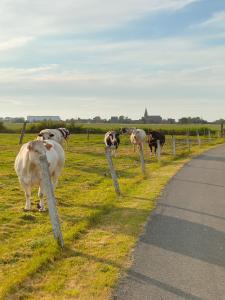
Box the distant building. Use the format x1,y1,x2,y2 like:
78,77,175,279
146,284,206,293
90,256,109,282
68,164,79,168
167,118,176,124
27,116,61,122
110,116,119,123
142,108,162,124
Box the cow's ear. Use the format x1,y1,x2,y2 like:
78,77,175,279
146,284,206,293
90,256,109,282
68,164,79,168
45,143,53,150
27,143,33,151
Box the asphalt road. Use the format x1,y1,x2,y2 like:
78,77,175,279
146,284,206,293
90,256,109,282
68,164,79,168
114,145,225,300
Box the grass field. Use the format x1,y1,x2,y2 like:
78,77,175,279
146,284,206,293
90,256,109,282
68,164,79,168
0,133,224,300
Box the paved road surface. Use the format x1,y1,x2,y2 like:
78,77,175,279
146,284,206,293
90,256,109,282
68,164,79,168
114,145,225,300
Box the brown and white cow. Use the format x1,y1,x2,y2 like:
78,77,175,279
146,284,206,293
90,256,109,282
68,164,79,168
121,128,146,151
15,140,65,211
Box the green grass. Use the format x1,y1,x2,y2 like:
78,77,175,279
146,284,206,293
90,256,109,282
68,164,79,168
0,133,224,300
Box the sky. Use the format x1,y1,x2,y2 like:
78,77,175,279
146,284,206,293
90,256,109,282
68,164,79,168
0,0,225,121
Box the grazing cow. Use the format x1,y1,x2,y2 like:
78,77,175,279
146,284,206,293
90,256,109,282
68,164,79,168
37,128,70,146
147,131,165,154
121,128,146,151
15,140,65,211
104,131,120,154
120,127,135,135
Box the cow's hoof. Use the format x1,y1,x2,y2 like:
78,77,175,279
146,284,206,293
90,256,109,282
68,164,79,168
23,208,31,212
37,203,46,212
38,207,46,212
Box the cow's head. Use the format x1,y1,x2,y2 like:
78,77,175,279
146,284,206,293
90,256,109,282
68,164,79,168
120,128,128,134
114,132,120,148
37,129,55,141
27,140,53,163
37,129,61,143
147,130,153,140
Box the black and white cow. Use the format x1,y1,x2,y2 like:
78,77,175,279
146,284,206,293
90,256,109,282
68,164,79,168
37,128,70,147
104,131,120,154
147,130,165,154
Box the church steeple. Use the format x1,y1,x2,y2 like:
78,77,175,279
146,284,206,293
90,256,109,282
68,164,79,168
144,108,148,118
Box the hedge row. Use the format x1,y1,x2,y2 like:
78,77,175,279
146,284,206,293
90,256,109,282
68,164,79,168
0,121,219,136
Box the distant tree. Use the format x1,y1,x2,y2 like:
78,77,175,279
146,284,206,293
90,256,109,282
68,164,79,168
118,115,125,123
178,117,207,124
12,117,25,123
0,121,6,132
92,116,102,123
213,118,225,124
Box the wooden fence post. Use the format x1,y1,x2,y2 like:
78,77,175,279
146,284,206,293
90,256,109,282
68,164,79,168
157,140,161,161
172,136,176,156
197,131,201,147
39,154,64,248
87,129,90,141
139,147,146,175
208,130,211,142
105,147,121,196
186,136,191,152
221,123,224,138
19,121,27,145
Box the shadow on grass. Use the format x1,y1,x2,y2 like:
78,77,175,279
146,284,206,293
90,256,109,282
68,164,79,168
70,165,137,179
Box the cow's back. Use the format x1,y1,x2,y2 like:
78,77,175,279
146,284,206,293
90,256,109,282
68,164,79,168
46,140,65,172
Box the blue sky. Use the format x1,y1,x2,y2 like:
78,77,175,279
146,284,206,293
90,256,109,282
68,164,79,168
0,0,225,121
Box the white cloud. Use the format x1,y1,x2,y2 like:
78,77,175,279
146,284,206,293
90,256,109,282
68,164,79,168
0,98,22,105
194,11,225,28
0,36,225,89
0,36,33,52
0,0,198,39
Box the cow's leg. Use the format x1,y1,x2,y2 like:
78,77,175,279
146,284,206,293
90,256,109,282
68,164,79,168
149,144,152,155
51,176,58,191
24,185,31,211
111,148,115,157
161,142,165,153
38,183,46,211
51,174,61,204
